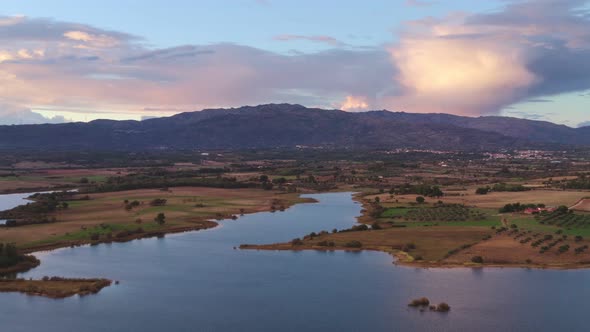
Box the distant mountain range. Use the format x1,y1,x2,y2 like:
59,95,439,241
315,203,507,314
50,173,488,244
1,104,588,151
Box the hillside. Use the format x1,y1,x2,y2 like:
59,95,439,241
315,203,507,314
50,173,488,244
0,104,585,151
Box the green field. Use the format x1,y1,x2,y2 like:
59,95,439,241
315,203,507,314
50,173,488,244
25,222,168,247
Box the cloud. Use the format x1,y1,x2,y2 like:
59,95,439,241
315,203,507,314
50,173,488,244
0,15,394,122
273,34,344,46
0,104,67,125
385,0,590,115
1,1,590,123
64,30,120,48
339,96,369,111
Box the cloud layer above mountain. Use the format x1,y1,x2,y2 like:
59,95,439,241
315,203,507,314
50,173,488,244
0,0,589,124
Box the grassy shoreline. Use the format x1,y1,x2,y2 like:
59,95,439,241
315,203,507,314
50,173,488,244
0,278,112,298
240,243,590,270
0,187,316,298
241,191,590,270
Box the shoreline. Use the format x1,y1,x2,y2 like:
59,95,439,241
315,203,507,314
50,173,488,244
0,278,112,298
239,243,590,271
13,193,318,263
19,221,218,255
0,192,317,298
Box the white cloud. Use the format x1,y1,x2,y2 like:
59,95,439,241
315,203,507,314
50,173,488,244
0,104,67,125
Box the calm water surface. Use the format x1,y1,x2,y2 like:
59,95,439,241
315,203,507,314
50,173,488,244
1,192,589,331
0,192,39,225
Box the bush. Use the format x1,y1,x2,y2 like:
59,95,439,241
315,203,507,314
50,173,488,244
408,297,430,307
154,213,166,225
471,256,484,264
402,243,416,252
317,240,335,247
475,187,490,195
436,303,451,312
344,241,362,248
149,198,167,206
291,238,303,246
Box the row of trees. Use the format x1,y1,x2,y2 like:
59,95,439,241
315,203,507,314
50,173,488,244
476,183,530,195
391,184,444,198
499,203,546,213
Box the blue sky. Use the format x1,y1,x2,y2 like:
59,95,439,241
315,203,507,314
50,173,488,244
1,0,502,52
0,0,588,126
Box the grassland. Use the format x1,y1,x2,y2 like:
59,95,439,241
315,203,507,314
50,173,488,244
0,187,312,252
0,277,112,298
244,187,590,269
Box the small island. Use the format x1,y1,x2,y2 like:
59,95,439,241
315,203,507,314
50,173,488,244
0,277,112,298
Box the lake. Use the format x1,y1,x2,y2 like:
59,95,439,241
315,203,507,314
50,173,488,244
1,192,589,331
0,192,43,225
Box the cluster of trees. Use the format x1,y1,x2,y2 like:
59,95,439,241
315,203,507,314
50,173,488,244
91,175,255,193
499,203,546,213
124,200,141,210
564,175,590,189
392,184,444,198
149,199,167,207
476,183,530,195
0,243,19,268
490,183,530,192
258,175,274,190
3,192,71,216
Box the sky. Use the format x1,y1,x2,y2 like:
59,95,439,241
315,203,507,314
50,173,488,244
0,0,589,127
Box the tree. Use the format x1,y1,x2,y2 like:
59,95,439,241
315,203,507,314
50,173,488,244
416,196,425,204
471,256,484,263
149,198,167,206
430,186,444,198
154,213,166,225
475,187,490,195
259,175,269,183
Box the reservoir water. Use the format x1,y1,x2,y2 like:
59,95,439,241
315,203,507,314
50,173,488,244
1,192,589,331
0,192,39,225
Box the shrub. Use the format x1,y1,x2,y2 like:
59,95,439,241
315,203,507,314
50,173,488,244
291,238,303,246
154,213,166,225
402,243,416,252
408,297,430,307
558,244,570,253
344,241,362,248
475,187,490,195
436,303,451,312
149,198,167,206
317,240,335,247
471,256,484,264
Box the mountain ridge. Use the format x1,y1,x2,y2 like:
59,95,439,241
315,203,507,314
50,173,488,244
0,104,586,151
